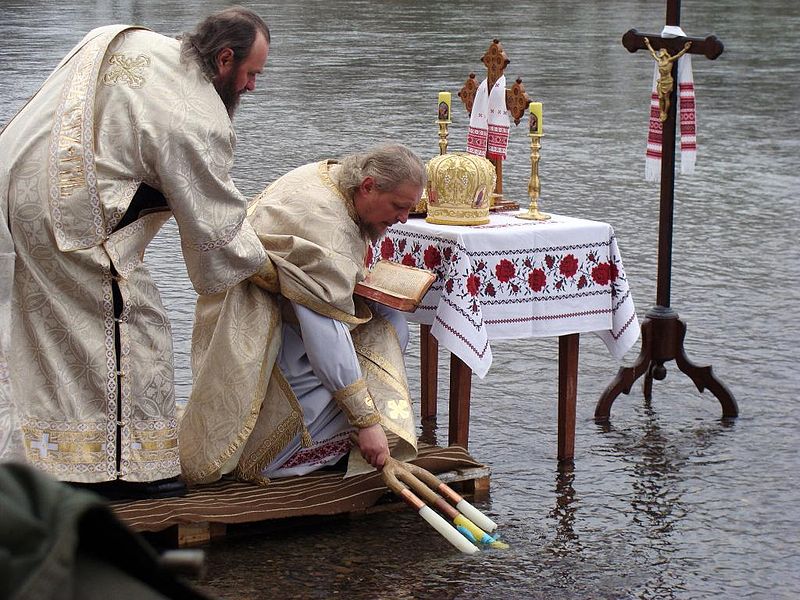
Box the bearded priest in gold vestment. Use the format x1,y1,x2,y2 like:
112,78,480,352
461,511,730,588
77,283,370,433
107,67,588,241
179,144,425,486
0,8,274,487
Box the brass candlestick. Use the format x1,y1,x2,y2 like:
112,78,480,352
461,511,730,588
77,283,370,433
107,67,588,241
414,119,450,215
517,132,550,221
437,120,450,155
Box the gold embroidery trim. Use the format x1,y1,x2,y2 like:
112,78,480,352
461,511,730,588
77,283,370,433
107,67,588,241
181,304,281,484
249,259,280,293
103,53,151,88
49,29,113,251
22,426,107,465
235,365,305,480
333,379,381,428
133,438,179,451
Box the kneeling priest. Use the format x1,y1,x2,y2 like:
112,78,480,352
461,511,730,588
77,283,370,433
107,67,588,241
179,143,425,485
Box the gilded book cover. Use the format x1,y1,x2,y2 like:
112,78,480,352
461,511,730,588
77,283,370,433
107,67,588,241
354,260,436,312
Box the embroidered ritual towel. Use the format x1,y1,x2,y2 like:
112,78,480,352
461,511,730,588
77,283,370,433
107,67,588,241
646,26,697,182
467,78,489,156
487,75,510,160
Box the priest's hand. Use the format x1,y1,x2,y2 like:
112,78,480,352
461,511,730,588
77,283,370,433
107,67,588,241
357,423,389,470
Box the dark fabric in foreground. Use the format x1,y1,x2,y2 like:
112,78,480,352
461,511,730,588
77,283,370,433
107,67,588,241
0,462,213,600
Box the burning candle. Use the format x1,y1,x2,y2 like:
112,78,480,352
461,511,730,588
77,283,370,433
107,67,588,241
528,101,543,135
438,91,452,123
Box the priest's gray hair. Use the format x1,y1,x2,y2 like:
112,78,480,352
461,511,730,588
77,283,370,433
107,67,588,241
337,143,427,198
181,6,271,79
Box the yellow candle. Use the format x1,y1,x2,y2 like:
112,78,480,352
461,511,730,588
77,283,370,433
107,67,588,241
438,91,452,123
529,101,543,135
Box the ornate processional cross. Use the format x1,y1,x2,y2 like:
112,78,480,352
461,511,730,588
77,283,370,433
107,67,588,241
595,0,738,422
458,39,531,208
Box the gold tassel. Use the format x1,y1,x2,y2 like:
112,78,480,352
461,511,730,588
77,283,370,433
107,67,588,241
301,427,313,448
251,474,271,488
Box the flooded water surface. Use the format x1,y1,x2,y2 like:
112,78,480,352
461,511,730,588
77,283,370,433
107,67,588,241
2,0,799,598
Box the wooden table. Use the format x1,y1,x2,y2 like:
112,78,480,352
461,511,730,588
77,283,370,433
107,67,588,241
370,212,640,463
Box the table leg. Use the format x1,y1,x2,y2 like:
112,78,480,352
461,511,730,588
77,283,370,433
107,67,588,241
448,354,473,449
557,333,580,465
419,324,438,420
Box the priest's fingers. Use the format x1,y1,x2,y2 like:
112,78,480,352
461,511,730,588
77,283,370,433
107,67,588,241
357,424,389,469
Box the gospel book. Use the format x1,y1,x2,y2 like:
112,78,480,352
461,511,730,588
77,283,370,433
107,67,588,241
354,260,436,312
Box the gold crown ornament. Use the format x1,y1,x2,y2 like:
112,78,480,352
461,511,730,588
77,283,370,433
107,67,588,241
425,152,496,226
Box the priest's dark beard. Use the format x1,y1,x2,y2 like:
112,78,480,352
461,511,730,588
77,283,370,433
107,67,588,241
214,72,241,119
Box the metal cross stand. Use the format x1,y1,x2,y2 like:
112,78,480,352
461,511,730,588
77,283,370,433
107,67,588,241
595,0,738,421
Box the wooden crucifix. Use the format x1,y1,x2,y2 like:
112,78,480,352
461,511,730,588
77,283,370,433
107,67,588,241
458,39,531,210
595,0,738,422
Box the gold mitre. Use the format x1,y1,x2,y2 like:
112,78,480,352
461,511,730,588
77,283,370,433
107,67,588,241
425,152,496,226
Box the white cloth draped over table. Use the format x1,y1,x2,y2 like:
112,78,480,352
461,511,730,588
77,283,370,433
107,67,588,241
370,213,641,378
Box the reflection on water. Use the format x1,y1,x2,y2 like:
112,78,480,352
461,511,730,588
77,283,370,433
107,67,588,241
2,0,799,598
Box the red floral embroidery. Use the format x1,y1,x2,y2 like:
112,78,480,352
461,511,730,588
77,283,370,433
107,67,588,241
424,245,441,270
591,262,611,285
528,268,546,292
369,231,626,305
466,274,481,296
495,259,515,282
365,245,374,266
559,254,578,278
380,238,395,260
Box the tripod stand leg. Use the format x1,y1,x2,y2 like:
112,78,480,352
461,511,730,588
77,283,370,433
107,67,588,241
673,319,739,418
595,318,654,421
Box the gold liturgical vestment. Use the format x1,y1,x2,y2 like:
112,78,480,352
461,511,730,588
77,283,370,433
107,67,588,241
179,161,418,485
0,26,266,482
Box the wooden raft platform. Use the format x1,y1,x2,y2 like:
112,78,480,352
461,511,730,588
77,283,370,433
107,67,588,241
110,444,490,547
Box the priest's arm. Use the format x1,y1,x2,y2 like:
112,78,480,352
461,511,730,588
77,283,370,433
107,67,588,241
292,302,389,469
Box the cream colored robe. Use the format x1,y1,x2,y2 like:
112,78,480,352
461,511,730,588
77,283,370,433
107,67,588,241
179,161,418,485
0,26,266,482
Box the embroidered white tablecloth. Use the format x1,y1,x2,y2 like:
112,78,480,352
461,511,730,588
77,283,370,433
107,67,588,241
369,212,640,378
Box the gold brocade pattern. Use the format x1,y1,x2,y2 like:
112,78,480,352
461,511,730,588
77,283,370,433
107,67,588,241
180,163,417,485
332,379,381,428
48,30,112,251
350,316,417,453
318,160,360,226
22,423,108,469
333,379,381,429
102,53,151,88
425,152,496,226
3,25,261,482
234,365,305,481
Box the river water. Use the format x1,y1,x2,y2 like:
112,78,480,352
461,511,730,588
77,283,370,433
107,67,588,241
2,1,798,598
